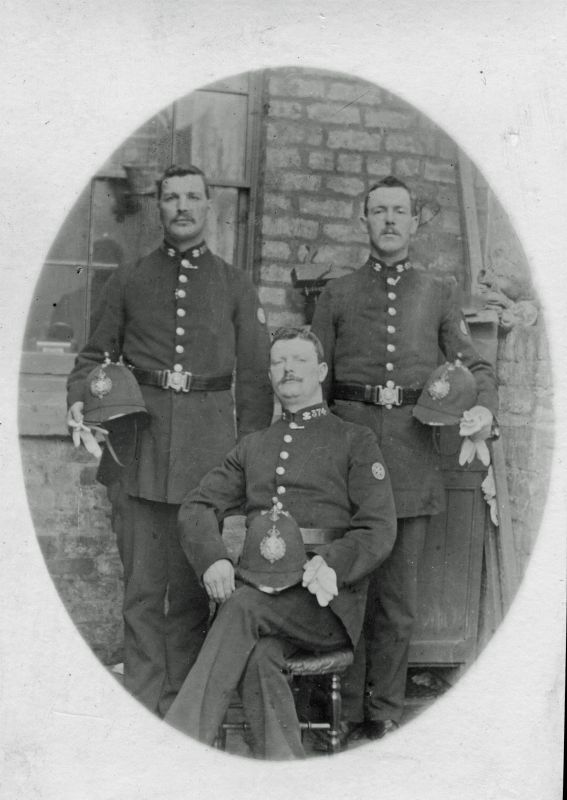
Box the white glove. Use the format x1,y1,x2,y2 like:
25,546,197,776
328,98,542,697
68,419,105,458
67,401,106,458
302,555,338,607
458,405,493,467
459,436,491,467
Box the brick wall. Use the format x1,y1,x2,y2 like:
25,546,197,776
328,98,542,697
257,68,466,327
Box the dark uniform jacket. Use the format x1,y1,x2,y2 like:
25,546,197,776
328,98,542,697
311,260,499,518
178,404,397,646
67,244,274,504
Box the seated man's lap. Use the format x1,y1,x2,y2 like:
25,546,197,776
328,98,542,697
219,583,349,654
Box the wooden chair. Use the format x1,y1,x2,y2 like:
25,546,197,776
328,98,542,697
215,647,354,754
215,525,354,755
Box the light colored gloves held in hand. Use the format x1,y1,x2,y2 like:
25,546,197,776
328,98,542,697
302,554,338,607
66,400,105,458
458,405,493,466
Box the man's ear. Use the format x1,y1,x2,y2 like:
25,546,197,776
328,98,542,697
318,361,329,382
410,214,419,235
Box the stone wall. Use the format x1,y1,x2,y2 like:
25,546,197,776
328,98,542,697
20,438,123,665
495,318,553,573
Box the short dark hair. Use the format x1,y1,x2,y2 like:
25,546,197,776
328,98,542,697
363,175,418,216
270,327,325,363
156,164,210,199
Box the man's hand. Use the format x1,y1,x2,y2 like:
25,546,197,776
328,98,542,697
302,555,338,607
66,400,104,458
202,559,235,604
67,401,85,428
459,405,493,440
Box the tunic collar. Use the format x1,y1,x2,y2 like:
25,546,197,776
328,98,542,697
161,240,209,264
281,402,329,426
367,255,411,273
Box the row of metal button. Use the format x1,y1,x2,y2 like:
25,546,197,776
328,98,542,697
273,424,302,497
172,257,198,373
385,275,399,373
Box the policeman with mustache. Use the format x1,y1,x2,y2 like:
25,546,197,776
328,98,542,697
311,175,498,741
66,165,273,716
165,327,397,759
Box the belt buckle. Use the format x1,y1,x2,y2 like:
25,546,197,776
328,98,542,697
378,385,402,407
163,370,192,392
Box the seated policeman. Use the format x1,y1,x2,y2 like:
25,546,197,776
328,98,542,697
165,327,397,759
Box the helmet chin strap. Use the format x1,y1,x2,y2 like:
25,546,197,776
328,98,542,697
102,417,141,468
80,418,140,468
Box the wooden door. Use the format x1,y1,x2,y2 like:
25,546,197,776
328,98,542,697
409,435,487,666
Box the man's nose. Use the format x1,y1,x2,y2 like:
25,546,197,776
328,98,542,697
177,195,190,211
384,208,395,224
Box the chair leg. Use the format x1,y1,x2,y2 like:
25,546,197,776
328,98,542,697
328,672,343,754
214,723,228,750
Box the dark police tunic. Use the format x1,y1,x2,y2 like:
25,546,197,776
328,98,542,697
165,403,397,757
178,403,397,646
311,258,499,725
67,243,274,501
311,259,499,517
66,242,273,715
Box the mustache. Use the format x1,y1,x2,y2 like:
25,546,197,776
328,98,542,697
279,374,300,383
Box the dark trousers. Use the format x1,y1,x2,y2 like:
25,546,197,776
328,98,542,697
164,585,350,760
110,487,210,716
342,515,428,723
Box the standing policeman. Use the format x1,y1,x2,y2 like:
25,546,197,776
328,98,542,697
311,175,498,739
66,164,273,716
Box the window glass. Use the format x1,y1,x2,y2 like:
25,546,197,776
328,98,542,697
23,262,88,353
174,92,248,183
207,186,238,263
46,184,91,263
88,267,116,336
91,178,163,266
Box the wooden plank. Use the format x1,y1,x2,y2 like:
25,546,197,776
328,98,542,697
477,524,504,655
18,374,68,436
457,150,485,295
489,437,520,610
409,469,486,666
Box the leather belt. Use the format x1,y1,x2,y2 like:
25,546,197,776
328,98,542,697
333,382,421,407
300,528,347,545
130,366,232,393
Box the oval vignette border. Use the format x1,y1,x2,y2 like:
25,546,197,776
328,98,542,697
0,3,565,800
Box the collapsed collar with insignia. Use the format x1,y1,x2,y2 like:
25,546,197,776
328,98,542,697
161,240,209,263
281,402,329,425
367,255,412,273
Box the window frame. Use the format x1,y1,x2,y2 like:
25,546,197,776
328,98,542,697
19,73,265,434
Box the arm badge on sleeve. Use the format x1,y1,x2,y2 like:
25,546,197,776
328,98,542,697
372,462,386,480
